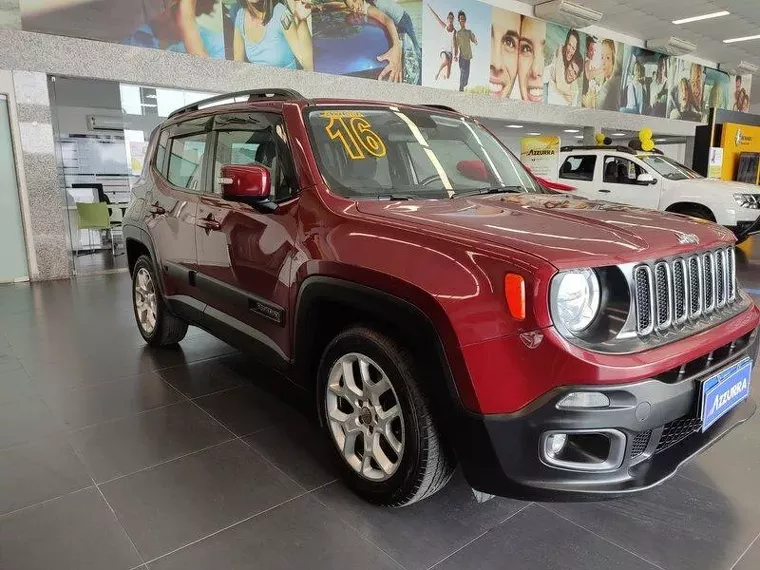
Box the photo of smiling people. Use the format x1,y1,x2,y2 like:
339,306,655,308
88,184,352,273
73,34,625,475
619,46,666,116
543,23,583,106
489,7,519,99
515,15,546,103
312,0,422,83
422,0,490,92
730,74,753,113
22,0,226,58
223,0,314,70
665,59,704,121
582,36,622,110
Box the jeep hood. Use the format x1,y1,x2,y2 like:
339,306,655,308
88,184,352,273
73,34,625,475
354,194,734,269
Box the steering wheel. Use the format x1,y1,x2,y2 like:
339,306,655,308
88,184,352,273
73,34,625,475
419,174,444,187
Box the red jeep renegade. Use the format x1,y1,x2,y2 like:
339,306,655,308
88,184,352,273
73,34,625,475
124,89,760,506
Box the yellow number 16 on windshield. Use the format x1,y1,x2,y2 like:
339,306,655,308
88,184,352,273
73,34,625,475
325,117,387,160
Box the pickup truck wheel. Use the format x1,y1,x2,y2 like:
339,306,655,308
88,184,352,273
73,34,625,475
132,255,188,347
318,327,454,506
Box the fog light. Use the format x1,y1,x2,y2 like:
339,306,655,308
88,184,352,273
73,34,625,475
557,391,610,410
545,433,567,457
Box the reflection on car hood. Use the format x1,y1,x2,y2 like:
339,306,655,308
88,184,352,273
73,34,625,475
355,194,734,269
675,178,760,194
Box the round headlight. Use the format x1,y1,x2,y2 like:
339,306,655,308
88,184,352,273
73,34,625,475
554,269,601,333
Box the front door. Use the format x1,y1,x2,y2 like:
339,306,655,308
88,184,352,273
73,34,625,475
599,155,660,210
195,112,299,361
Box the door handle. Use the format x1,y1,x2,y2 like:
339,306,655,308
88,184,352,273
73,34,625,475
198,214,222,232
598,189,611,193
149,202,166,215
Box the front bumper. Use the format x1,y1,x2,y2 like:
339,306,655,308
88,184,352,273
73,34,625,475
454,327,759,500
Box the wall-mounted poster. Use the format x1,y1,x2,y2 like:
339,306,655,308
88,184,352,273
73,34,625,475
619,46,668,117
222,0,314,70
543,23,583,106
313,0,422,84
512,16,545,103
729,74,753,112
520,135,560,179
582,35,623,111
489,7,519,99
422,0,490,92
21,0,226,58
703,68,731,118
666,59,705,121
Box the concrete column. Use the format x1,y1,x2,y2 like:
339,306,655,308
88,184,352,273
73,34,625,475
583,126,596,145
684,136,696,168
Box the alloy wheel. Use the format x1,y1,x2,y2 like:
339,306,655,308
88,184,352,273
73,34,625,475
134,267,158,335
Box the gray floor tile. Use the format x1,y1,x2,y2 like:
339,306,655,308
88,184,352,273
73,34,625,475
42,372,185,430
0,437,92,516
315,475,526,570
0,487,141,570
194,384,301,437
0,367,37,405
67,401,232,482
0,395,66,449
734,536,760,570
244,417,337,490
101,439,302,560
435,504,656,570
547,476,760,570
144,336,237,371
149,495,401,570
156,356,245,398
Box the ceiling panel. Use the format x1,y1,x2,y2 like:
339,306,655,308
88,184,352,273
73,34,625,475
522,0,760,68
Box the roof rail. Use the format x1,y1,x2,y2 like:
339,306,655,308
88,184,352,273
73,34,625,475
421,104,459,114
560,145,637,154
168,88,304,119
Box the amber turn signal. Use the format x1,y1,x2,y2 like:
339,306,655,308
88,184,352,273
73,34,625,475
504,273,526,321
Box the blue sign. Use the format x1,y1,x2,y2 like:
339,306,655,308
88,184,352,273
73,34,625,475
701,357,753,432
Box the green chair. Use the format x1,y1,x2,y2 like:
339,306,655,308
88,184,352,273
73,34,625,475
75,202,112,255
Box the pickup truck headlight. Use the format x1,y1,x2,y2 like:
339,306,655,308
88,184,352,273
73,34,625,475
733,194,760,209
553,269,601,333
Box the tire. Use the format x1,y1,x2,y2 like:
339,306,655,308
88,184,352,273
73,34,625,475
317,326,455,507
132,255,188,347
670,205,715,222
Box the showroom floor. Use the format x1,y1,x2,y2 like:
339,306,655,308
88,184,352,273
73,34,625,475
0,243,759,570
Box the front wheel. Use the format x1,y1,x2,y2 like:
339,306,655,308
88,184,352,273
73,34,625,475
318,327,455,506
132,255,188,347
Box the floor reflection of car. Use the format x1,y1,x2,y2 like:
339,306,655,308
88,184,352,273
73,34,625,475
559,145,760,242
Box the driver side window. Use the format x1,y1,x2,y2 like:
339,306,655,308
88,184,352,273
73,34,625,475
603,156,645,185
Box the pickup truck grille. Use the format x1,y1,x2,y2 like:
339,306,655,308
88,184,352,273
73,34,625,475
633,247,736,336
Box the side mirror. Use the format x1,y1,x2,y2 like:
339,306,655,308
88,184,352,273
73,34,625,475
636,173,657,185
457,159,489,182
219,164,274,210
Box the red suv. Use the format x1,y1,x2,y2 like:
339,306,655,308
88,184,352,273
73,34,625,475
124,89,759,506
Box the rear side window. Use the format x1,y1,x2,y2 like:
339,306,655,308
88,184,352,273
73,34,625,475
560,155,597,181
154,130,169,175
167,133,208,191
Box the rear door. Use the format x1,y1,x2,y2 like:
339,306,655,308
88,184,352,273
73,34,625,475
143,117,211,297
195,111,300,361
558,154,597,198
598,155,660,209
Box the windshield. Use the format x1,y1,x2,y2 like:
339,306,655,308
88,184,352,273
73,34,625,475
307,108,543,198
638,155,702,181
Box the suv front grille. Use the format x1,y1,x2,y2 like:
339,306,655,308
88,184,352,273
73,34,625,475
634,247,736,337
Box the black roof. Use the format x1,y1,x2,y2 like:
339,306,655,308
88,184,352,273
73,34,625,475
560,145,637,154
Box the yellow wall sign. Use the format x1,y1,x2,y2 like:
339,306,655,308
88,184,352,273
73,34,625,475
720,123,760,181
520,136,561,179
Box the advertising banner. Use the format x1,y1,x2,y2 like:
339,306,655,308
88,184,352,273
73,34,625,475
17,0,754,121
520,135,560,180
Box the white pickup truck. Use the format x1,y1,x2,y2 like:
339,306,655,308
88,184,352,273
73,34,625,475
558,146,760,242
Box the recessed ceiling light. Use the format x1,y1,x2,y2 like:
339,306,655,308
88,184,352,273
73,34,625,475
526,132,542,136
564,129,580,133
506,124,523,129
611,133,627,136
574,135,584,139
724,34,760,44
673,11,729,25
655,138,667,142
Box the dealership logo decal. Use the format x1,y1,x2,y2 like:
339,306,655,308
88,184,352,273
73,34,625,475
525,149,555,156
709,378,749,416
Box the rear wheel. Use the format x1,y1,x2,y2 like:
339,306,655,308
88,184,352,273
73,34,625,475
132,255,188,347
318,327,455,506
668,204,715,222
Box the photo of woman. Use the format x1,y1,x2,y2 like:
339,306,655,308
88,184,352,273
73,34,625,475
516,16,546,103
544,24,583,106
228,0,313,70
582,37,621,110
421,0,489,91
730,74,753,113
666,59,702,121
650,54,668,117
313,0,422,84
489,8,519,99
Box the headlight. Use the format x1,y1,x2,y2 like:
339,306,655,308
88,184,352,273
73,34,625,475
553,269,601,333
734,194,760,209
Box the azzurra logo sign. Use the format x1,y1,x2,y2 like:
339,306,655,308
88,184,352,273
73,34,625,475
701,358,753,432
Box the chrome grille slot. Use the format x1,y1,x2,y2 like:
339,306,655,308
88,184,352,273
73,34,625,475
654,262,672,330
672,259,687,324
633,247,737,337
703,252,715,313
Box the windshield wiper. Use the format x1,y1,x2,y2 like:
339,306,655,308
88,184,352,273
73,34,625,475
452,186,525,199
376,194,418,201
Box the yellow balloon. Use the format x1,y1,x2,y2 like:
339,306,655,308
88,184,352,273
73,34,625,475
595,133,605,144
641,140,655,152
639,128,653,143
